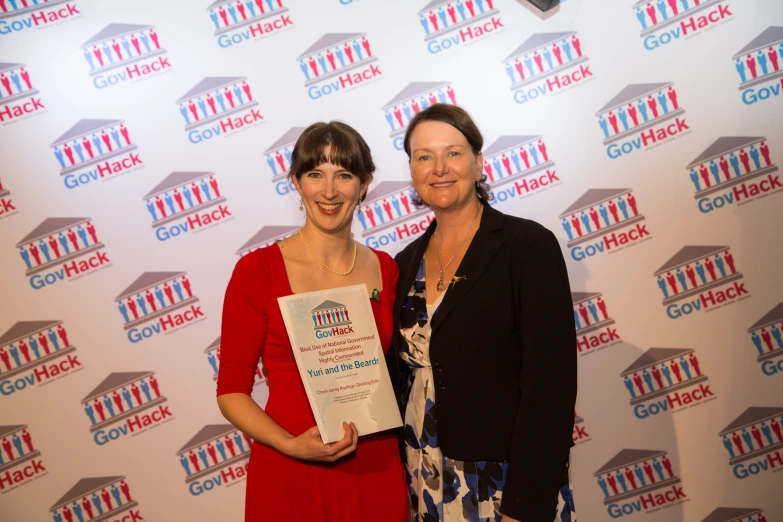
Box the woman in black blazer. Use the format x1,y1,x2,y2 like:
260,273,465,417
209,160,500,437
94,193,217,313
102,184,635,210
388,104,577,522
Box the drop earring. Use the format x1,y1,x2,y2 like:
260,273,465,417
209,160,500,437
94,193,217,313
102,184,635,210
299,197,304,211
357,198,363,215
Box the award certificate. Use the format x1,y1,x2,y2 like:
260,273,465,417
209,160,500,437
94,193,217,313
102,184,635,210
278,284,402,443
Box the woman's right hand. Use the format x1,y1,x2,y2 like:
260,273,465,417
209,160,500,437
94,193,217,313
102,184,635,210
282,422,358,462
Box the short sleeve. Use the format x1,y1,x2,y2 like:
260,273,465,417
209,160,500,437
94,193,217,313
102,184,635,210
216,251,270,396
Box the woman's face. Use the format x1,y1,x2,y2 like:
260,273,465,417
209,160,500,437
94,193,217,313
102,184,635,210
408,121,481,212
293,146,370,234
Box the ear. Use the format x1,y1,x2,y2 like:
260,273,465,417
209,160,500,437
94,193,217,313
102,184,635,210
475,151,484,178
290,175,302,195
361,175,374,199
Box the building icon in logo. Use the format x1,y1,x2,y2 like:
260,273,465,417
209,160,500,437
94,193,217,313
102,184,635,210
116,272,203,343
573,411,590,445
206,336,266,384
483,135,559,204
0,321,82,397
81,24,172,90
0,424,46,491
748,303,783,376
635,0,733,51
622,348,714,420
655,245,749,319
17,218,110,290
298,33,381,100
210,0,293,48
734,26,783,106
418,0,503,54
382,81,455,149
82,371,172,447
572,291,621,355
50,476,139,522
0,62,45,124
701,507,769,522
265,127,304,194
178,76,263,145
560,188,650,262
719,407,783,480
237,225,297,257
178,424,252,496
311,301,352,331
0,176,17,219
145,172,230,242
595,449,686,515
51,119,142,189
356,181,433,249
504,31,592,105
689,136,779,214
0,0,80,33
598,82,688,159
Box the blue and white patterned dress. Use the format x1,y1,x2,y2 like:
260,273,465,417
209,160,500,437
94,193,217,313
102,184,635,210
399,258,576,522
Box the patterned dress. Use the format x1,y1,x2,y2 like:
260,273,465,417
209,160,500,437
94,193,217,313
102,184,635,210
399,258,576,522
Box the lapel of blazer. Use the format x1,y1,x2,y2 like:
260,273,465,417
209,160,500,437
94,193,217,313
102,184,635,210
393,220,436,324
430,200,504,336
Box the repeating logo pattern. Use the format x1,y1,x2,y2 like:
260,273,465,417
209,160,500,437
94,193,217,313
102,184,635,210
0,176,16,219
178,424,252,496
50,476,140,522
81,23,172,90
483,134,560,205
689,136,779,214
0,61,45,124
17,218,111,289
748,303,783,376
145,172,231,242
654,245,749,319
560,188,651,262
418,0,503,54
622,347,714,420
178,76,263,144
0,424,46,493
598,82,689,159
236,225,296,257
720,406,783,480
700,507,769,522
572,291,622,356
0,321,83,397
356,181,433,249
735,26,783,105
636,0,734,51
299,32,381,100
504,31,592,105
51,119,143,190
210,0,293,49
383,81,456,150
82,371,173,447
0,0,81,36
205,336,266,385
595,448,687,517
116,271,204,343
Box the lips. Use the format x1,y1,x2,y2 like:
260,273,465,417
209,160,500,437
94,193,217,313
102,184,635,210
317,202,342,210
431,181,455,188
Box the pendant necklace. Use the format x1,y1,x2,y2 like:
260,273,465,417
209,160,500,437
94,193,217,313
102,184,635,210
434,203,481,292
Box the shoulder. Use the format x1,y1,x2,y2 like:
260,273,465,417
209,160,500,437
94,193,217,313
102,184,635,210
393,233,428,264
367,246,399,280
231,244,279,280
501,213,557,244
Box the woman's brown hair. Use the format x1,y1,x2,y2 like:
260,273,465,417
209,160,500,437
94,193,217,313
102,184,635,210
403,104,492,205
288,121,375,190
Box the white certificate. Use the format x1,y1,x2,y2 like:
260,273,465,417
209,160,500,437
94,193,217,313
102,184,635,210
278,284,402,443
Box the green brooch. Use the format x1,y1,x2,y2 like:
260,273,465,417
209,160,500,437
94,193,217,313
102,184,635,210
371,288,381,302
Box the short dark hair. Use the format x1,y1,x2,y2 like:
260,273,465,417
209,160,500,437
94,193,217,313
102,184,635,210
403,104,492,205
289,121,375,187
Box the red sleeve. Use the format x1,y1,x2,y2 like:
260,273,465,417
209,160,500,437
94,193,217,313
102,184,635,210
375,248,399,294
216,251,270,396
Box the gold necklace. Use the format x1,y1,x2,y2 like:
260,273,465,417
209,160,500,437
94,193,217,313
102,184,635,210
434,203,481,292
298,229,357,276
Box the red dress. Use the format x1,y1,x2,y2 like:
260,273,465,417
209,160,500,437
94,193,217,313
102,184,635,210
217,244,408,522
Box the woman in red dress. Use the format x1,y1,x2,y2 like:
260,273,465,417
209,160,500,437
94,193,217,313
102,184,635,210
217,121,408,521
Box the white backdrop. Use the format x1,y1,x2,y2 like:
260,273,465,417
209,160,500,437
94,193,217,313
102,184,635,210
1,0,782,521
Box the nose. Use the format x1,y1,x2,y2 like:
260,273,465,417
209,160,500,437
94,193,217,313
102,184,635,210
322,176,337,199
432,154,447,176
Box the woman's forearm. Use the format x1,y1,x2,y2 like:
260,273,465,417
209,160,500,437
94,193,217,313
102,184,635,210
217,393,294,455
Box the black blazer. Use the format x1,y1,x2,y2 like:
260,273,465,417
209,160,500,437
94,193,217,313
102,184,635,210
387,200,577,521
